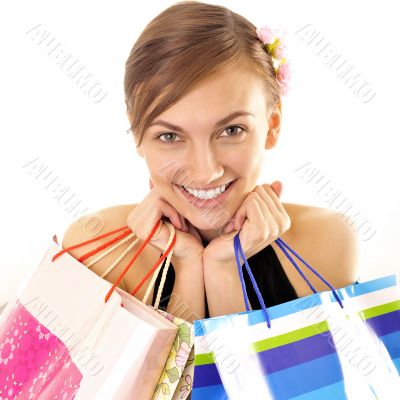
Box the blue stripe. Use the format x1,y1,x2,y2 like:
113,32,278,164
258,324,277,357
194,274,397,336
191,383,229,399
380,331,400,360
343,274,397,297
193,353,344,399
265,352,344,399
256,330,337,374
366,309,400,336
192,363,222,388
193,331,337,388
290,380,347,400
193,329,400,391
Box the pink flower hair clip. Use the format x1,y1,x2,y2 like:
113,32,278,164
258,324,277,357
256,25,291,96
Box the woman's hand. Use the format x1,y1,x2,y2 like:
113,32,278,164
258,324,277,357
202,181,291,266
126,179,204,272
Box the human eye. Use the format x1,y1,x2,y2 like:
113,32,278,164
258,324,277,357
155,132,182,143
219,125,246,138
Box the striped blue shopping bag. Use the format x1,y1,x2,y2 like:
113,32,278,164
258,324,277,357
192,233,400,399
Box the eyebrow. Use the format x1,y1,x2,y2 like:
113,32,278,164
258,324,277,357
149,111,255,133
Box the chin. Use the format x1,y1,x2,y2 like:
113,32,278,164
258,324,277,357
184,211,231,233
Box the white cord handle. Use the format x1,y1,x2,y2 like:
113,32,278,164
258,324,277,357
142,221,175,307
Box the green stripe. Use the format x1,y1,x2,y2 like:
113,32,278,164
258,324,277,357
195,352,216,366
251,320,330,353
195,300,400,367
195,321,330,366
357,300,400,320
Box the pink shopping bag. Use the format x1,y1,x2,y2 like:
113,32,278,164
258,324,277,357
0,220,178,399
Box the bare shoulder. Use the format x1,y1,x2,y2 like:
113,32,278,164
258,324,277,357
61,203,150,295
274,202,361,294
61,203,137,250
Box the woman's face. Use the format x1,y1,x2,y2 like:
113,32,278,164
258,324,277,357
134,67,281,235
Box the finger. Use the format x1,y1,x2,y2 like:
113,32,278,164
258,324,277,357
270,181,282,198
254,185,280,215
255,185,291,231
260,183,288,215
254,193,283,235
233,193,256,230
223,219,236,234
244,197,264,227
158,201,184,230
179,215,188,231
232,201,247,230
147,190,184,231
240,192,274,232
246,196,277,235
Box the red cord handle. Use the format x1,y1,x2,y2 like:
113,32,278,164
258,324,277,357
53,220,176,303
53,225,132,262
105,223,176,302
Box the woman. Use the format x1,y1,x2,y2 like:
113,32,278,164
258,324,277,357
62,1,360,324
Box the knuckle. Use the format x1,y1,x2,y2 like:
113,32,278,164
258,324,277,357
248,192,258,200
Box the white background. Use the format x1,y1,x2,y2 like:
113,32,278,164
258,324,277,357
1,0,399,306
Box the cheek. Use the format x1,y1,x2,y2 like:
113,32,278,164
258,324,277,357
234,146,262,174
148,160,184,188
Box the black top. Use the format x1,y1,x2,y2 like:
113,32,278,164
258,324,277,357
152,243,298,318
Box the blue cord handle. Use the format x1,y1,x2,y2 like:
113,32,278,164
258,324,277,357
234,232,344,329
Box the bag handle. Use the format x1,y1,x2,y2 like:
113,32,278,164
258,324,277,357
234,233,344,328
53,220,176,304
54,226,133,263
78,222,176,307
84,232,138,278
142,222,175,308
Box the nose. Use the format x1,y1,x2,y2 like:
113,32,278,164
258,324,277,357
185,144,224,186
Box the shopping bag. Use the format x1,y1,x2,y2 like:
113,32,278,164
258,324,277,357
172,350,194,400
73,220,195,400
81,219,195,399
78,219,182,399
0,220,178,399
137,223,195,400
148,308,194,400
192,233,400,400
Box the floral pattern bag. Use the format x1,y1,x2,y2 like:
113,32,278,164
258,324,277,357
148,308,194,400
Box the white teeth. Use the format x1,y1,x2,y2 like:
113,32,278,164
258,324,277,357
182,182,231,200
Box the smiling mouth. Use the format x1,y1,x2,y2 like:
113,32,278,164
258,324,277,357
173,179,238,208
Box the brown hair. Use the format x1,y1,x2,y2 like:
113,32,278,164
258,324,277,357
124,0,281,147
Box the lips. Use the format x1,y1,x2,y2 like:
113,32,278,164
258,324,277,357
181,181,233,195
174,179,237,209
